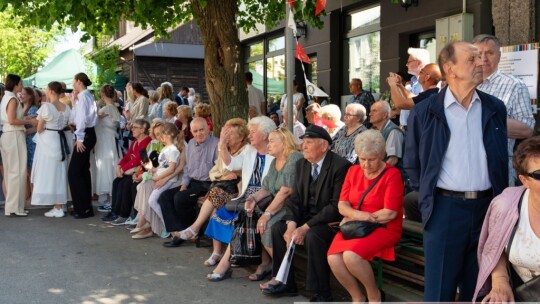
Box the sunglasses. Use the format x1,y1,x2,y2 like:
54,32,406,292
526,170,540,181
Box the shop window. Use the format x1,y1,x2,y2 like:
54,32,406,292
343,5,381,96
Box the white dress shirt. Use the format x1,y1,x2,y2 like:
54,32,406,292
437,89,491,191
70,89,97,142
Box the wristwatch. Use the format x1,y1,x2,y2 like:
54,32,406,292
263,211,273,218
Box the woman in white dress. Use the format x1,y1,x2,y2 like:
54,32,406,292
31,81,71,217
94,84,121,205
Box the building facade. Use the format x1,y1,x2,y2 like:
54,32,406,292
241,0,538,127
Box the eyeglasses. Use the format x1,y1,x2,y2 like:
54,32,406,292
131,125,142,130
526,170,540,181
406,60,419,65
344,113,359,117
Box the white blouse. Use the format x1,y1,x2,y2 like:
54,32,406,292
509,189,540,283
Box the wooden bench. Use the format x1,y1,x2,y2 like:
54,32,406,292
382,219,424,290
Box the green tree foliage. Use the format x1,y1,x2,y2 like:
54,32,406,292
0,0,325,129
0,7,61,80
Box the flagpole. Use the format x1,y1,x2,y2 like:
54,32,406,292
285,4,294,131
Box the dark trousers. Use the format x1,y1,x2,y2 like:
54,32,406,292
271,221,335,293
158,181,210,232
111,175,138,218
403,191,422,222
423,194,492,302
68,127,96,214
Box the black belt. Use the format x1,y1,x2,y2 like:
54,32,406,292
45,127,71,161
436,187,492,200
191,179,212,185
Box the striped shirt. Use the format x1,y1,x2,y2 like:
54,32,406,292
477,70,535,155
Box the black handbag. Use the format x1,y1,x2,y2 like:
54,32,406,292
229,211,262,266
338,168,388,240
506,190,540,301
224,192,274,212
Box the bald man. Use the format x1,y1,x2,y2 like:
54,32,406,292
159,118,219,247
387,63,441,110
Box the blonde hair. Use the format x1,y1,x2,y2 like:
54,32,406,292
149,119,164,139
194,103,211,118
271,127,300,158
160,83,174,101
177,105,193,120
225,118,249,143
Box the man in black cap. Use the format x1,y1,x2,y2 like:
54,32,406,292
262,125,351,302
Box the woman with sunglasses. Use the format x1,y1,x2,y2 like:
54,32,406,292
474,136,540,302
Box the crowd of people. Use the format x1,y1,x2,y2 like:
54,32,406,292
0,33,539,303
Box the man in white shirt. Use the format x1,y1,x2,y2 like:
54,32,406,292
399,48,430,131
405,41,508,301
246,72,266,117
472,34,536,186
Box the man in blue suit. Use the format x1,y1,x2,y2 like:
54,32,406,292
404,41,508,302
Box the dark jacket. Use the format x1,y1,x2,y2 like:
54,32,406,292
283,151,351,227
404,87,508,227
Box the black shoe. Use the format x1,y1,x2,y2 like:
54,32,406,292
73,210,95,219
309,293,333,302
262,282,298,297
101,212,118,222
163,236,185,248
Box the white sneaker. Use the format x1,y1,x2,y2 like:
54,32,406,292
44,208,65,218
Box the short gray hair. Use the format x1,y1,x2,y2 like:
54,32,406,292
374,100,391,117
408,47,430,65
471,34,501,48
346,103,366,123
248,116,276,136
354,129,386,157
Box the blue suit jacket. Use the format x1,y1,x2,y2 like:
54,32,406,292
404,86,509,227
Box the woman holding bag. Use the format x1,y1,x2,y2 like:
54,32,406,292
202,116,276,281
243,127,302,282
327,130,404,303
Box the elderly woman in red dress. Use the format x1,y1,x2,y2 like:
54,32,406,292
327,129,404,303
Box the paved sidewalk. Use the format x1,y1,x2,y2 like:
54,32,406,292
0,208,307,304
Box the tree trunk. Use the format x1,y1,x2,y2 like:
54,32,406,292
191,0,247,135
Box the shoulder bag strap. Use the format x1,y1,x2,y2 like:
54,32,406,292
357,167,389,210
506,189,527,256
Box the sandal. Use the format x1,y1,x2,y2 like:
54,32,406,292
179,227,198,240
207,268,232,282
204,252,223,267
248,269,272,281
259,278,278,290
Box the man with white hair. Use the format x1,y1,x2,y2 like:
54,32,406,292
369,100,404,167
399,48,430,131
472,34,535,186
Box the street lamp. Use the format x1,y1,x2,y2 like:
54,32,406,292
400,0,418,10
295,21,307,38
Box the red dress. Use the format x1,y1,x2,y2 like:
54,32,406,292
327,163,404,261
